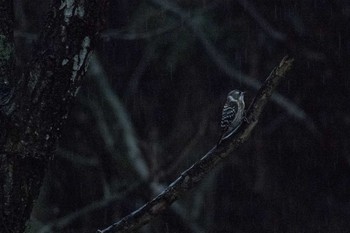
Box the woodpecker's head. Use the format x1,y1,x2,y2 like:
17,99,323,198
227,90,245,102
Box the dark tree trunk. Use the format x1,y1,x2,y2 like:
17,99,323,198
0,1,108,232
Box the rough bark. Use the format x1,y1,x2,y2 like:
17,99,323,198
0,0,14,86
0,0,108,232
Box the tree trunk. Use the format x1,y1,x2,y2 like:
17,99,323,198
0,1,108,232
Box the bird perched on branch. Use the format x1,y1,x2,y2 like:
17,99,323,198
217,90,245,145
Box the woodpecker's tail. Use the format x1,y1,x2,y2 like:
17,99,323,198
216,123,242,147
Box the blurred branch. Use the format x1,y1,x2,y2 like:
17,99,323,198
37,182,141,233
82,97,119,158
235,0,286,41
56,147,100,167
96,56,294,233
125,41,158,99
15,25,176,42
101,24,179,40
89,54,150,179
149,0,319,136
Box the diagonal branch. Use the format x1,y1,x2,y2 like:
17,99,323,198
97,56,294,233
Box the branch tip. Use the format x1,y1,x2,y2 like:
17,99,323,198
277,56,294,76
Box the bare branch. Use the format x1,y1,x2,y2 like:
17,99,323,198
96,56,294,233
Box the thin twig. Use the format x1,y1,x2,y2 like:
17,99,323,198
96,56,294,233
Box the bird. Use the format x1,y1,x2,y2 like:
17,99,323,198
217,90,245,145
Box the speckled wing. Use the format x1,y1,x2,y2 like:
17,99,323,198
220,99,244,140
220,101,238,130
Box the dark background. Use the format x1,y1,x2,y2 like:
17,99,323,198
15,0,350,232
